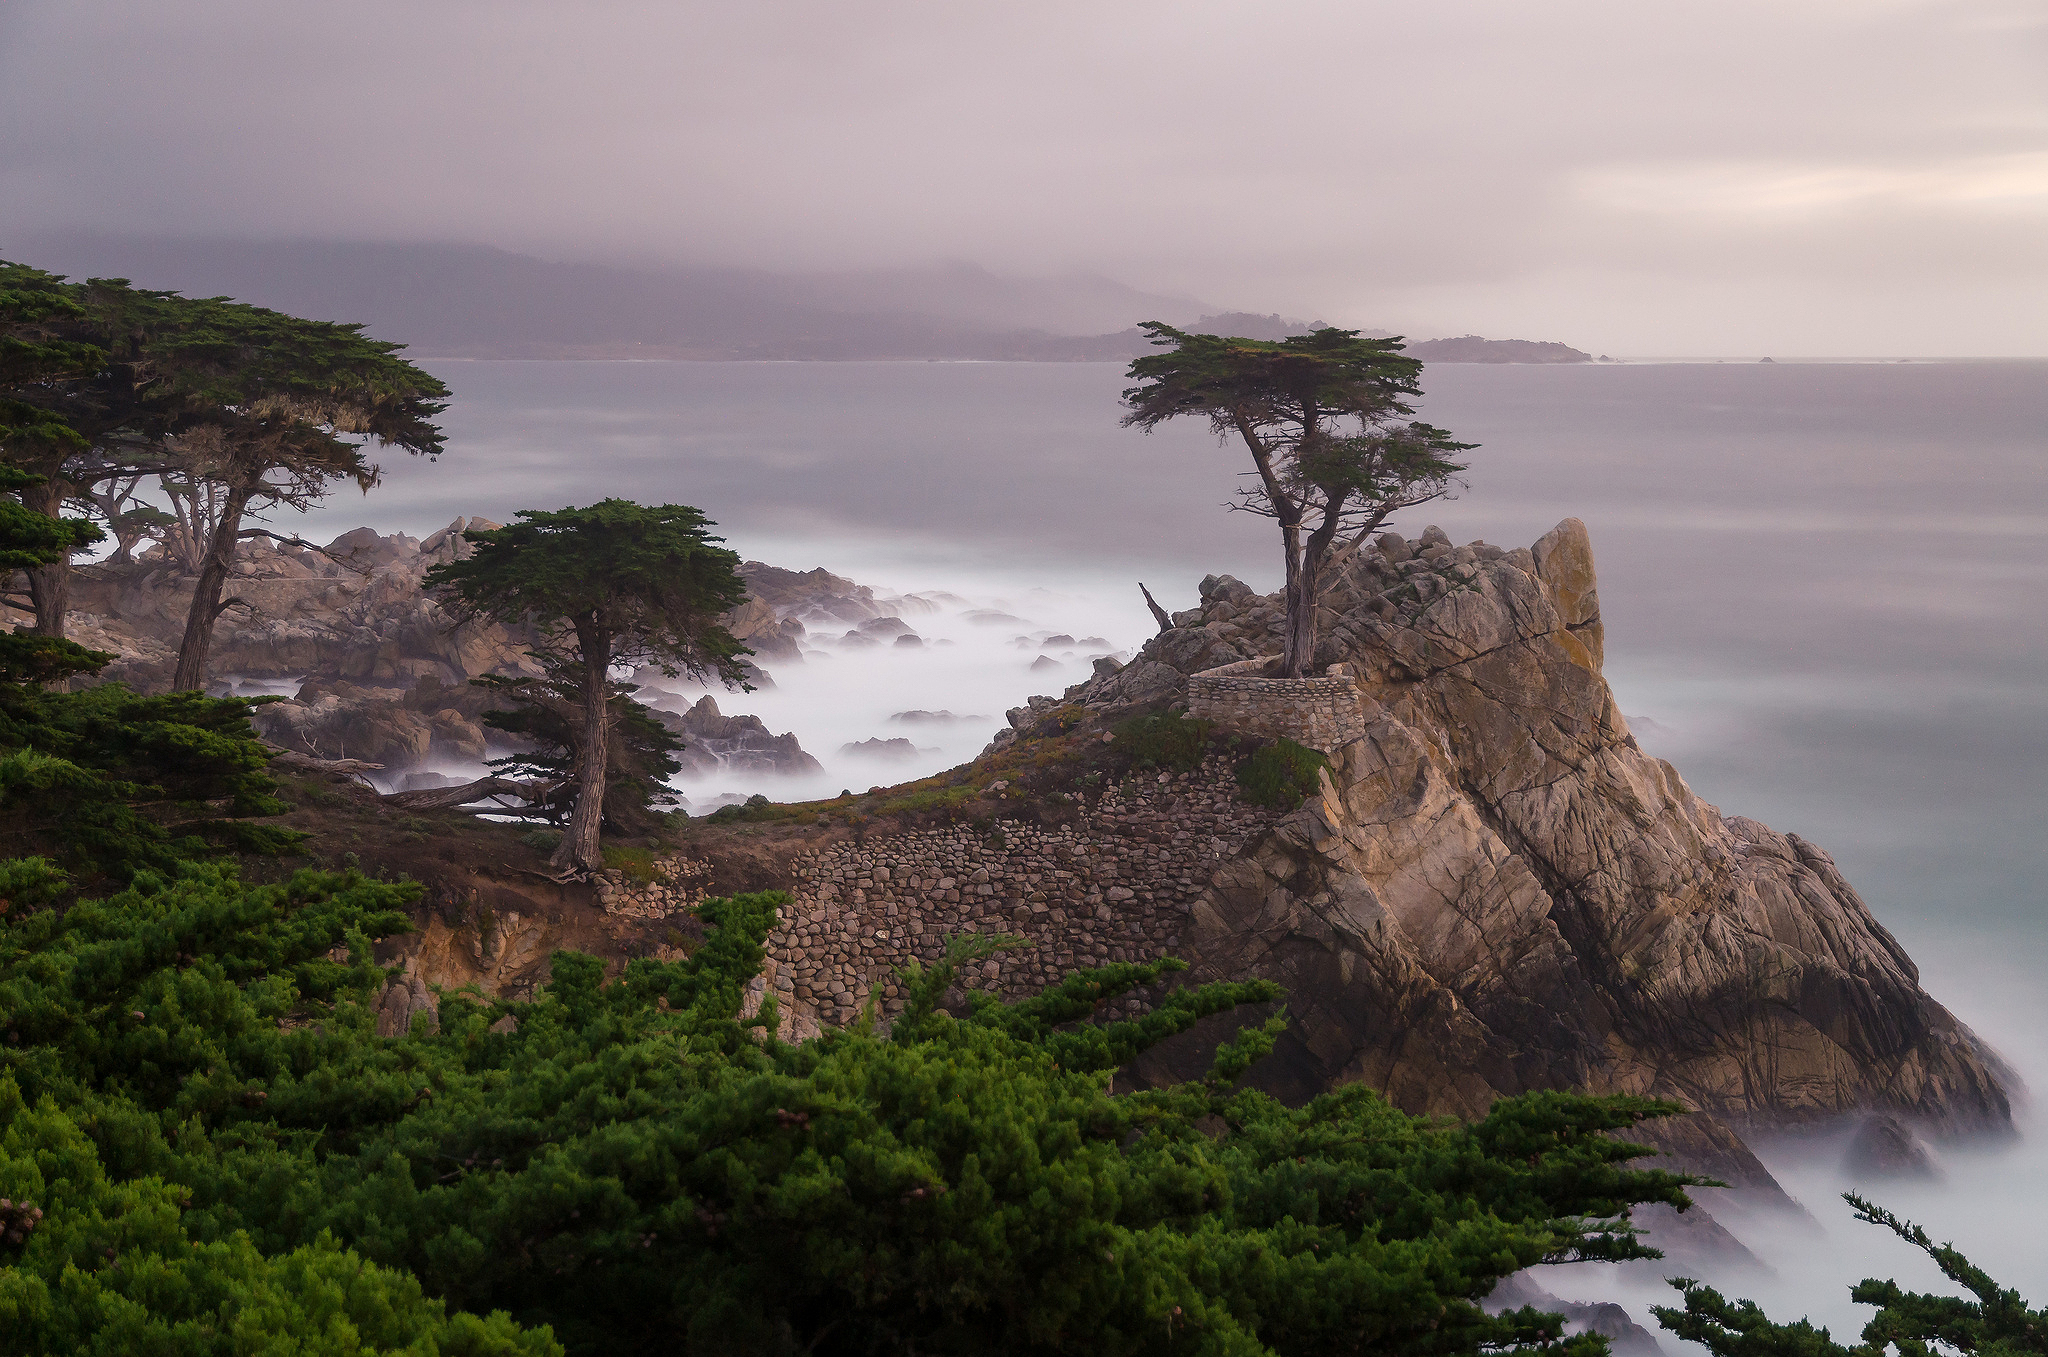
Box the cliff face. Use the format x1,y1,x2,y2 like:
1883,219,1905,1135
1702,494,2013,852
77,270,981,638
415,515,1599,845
1096,520,2012,1134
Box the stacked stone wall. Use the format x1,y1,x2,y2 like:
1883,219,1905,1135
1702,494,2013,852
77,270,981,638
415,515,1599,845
1186,656,1370,753
598,758,1282,1034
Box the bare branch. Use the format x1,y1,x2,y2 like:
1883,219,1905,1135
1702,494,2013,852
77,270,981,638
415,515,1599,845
380,776,560,812
1138,582,1172,635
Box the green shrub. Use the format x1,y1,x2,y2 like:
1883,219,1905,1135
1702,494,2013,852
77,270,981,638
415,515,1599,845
518,828,561,853
1236,738,1330,809
1110,711,1215,772
706,793,777,824
0,864,1699,1357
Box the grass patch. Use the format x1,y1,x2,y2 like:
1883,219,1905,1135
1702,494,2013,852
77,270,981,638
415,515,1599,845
874,783,982,816
1235,738,1329,810
517,828,560,853
1111,711,1215,773
601,844,660,884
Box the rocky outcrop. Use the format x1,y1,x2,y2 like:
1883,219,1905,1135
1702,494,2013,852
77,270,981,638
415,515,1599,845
66,518,536,691
253,674,503,768
1058,520,2014,1137
658,696,823,777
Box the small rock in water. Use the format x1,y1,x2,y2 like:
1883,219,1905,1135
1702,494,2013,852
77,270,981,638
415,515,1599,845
893,633,924,648
1029,655,1063,672
841,737,921,761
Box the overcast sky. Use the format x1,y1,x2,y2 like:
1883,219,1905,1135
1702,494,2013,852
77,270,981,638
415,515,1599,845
2,0,2043,354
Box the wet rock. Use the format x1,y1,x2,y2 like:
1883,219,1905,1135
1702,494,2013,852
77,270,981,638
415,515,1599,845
841,737,922,761
660,696,823,776
1845,1114,1941,1180
1487,1274,1663,1356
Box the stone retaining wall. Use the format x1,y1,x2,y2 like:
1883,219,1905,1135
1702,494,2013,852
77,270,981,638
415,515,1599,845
600,758,1283,1037
1186,655,1370,753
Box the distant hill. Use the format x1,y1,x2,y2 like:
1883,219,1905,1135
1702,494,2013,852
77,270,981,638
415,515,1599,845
3,235,1586,362
4,235,1213,360
1404,335,1592,364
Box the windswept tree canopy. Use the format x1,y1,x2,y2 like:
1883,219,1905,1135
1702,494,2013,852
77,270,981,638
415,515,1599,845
1122,322,1472,677
426,500,750,874
0,261,451,656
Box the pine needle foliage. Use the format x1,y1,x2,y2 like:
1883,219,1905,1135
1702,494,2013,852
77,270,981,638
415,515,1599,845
0,858,1706,1357
1655,1193,2048,1357
426,501,749,873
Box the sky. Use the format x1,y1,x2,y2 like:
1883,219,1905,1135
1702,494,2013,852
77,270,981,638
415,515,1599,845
1,0,2044,354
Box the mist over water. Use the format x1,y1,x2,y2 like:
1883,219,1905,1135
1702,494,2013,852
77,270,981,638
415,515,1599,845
283,357,2048,1333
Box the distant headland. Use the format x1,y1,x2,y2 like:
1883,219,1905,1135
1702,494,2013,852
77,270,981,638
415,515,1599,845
11,234,1590,364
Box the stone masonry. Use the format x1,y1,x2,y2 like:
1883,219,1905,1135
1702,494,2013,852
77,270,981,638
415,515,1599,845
597,758,1283,1039
1185,656,1371,754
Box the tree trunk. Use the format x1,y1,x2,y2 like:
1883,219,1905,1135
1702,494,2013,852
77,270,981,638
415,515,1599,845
552,621,612,875
170,479,255,692
1281,487,1349,680
1279,520,1310,678
21,475,71,638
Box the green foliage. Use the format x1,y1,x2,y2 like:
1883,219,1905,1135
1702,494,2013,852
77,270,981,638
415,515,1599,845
1112,710,1216,773
0,682,306,880
1120,322,1474,678
0,632,114,686
474,670,684,834
0,856,1703,1357
1655,1194,2048,1357
426,501,751,691
428,501,751,871
705,793,778,824
1235,739,1330,810
0,1088,557,1356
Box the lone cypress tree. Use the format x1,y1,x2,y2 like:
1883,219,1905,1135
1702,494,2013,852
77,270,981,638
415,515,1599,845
1122,323,1472,678
426,500,750,875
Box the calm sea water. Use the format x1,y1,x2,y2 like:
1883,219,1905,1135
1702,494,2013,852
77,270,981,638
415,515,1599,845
291,357,2048,1326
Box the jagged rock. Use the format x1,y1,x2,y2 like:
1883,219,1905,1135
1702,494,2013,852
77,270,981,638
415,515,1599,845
71,519,537,690
659,696,822,776
724,596,805,663
1486,1274,1663,1356
857,616,913,638
375,966,439,1037
841,737,922,761
1029,655,1062,672
1097,519,2012,1136
1845,1114,1941,1180
253,674,506,769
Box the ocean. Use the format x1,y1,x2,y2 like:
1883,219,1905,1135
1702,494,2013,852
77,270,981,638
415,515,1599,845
285,356,2048,1331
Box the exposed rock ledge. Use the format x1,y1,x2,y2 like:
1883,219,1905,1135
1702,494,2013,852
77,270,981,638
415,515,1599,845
1079,520,2013,1135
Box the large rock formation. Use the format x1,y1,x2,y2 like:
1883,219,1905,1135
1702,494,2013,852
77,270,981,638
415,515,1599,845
35,524,839,779
1077,520,2013,1137
657,696,823,777
67,518,535,691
